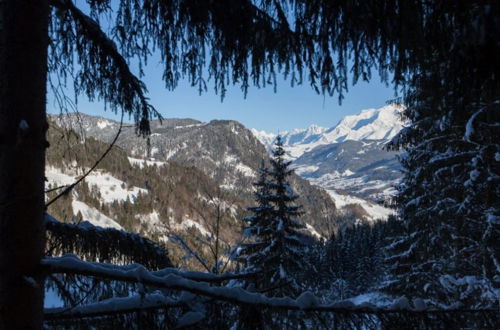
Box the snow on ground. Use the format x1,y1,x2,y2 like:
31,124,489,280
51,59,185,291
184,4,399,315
45,167,77,186
136,211,166,233
220,153,256,178
97,120,111,129
170,218,211,238
220,184,236,191
311,173,399,202
305,224,324,240
360,202,395,221
136,211,169,242
230,125,239,135
162,142,189,160
150,146,160,156
84,171,147,204
72,200,123,230
293,165,319,175
128,157,166,168
136,211,162,228
46,167,147,204
326,190,395,221
174,123,206,129
181,219,211,238
235,163,255,177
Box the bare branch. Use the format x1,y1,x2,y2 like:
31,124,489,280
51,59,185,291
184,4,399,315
45,111,124,208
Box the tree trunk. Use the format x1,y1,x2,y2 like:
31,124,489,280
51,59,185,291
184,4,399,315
0,0,49,328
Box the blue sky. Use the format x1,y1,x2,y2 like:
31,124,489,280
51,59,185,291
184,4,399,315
48,63,396,133
47,2,398,133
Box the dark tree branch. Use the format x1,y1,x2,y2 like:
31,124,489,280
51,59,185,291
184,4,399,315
45,214,172,270
45,111,124,207
44,292,185,320
41,255,498,321
49,0,161,134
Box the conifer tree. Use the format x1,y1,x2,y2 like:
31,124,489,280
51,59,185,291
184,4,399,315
382,2,499,307
238,160,274,291
239,137,309,298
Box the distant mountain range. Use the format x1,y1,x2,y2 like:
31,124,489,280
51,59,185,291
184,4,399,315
252,104,406,217
47,103,404,247
48,114,339,243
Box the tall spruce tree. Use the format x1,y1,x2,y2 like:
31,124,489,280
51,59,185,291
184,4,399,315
238,160,275,291
382,3,499,308
239,137,309,298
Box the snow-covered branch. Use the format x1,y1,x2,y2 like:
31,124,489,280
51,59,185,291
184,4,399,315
43,254,257,284
464,101,499,143
41,255,498,316
44,292,183,320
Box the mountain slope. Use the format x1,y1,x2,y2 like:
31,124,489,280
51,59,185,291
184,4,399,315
254,104,405,159
294,140,401,201
252,104,405,220
49,114,341,238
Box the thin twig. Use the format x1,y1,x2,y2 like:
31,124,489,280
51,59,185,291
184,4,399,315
45,111,124,208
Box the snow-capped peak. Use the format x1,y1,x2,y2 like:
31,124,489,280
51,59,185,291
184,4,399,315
322,104,405,143
282,124,327,147
252,104,405,159
250,128,277,149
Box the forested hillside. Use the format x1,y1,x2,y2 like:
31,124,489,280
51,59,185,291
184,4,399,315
45,118,342,269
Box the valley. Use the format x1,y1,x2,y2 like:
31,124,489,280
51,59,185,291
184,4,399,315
46,104,404,269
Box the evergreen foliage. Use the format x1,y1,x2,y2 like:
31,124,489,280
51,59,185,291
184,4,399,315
239,137,309,298
382,2,499,308
325,223,385,300
45,214,172,269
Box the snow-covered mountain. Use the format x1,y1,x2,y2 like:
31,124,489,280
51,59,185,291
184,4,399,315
254,104,405,159
48,113,340,240
252,104,406,221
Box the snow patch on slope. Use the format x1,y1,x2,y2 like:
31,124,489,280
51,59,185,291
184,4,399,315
136,211,169,242
72,200,122,230
45,167,147,204
305,224,324,240
293,165,319,175
221,153,256,178
326,190,394,221
97,120,111,129
45,167,76,186
171,218,211,238
136,211,163,228
128,157,166,168
84,171,147,204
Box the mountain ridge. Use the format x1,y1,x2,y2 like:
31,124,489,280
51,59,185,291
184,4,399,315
252,104,405,219
49,113,341,238
252,104,405,159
